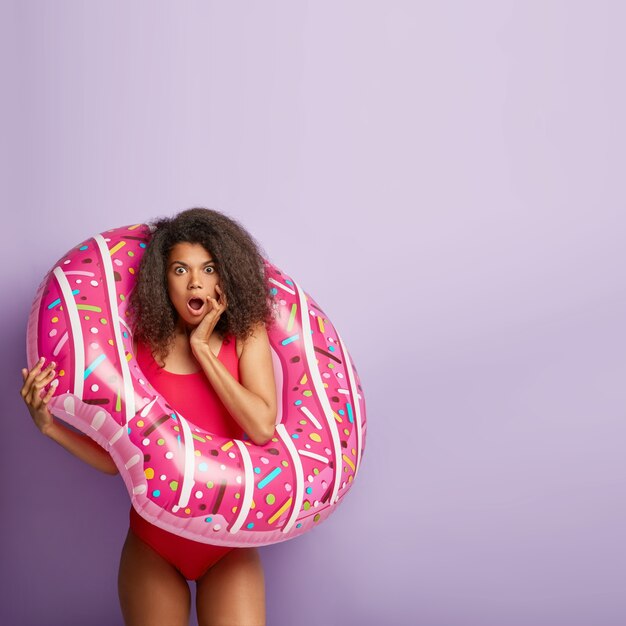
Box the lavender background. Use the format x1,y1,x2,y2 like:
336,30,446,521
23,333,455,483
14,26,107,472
2,2,626,625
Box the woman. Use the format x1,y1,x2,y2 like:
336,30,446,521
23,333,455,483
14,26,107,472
21,208,276,626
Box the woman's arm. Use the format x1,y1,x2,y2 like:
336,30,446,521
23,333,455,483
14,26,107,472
21,360,119,476
192,323,277,446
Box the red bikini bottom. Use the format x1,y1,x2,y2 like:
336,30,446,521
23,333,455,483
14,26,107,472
129,506,234,581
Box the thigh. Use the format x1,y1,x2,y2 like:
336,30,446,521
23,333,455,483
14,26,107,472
118,528,191,626
196,547,266,626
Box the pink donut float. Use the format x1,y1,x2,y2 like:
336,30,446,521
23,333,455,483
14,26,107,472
26,224,367,546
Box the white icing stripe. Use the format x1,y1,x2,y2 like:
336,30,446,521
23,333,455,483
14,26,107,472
109,425,125,445
299,405,322,430
298,449,329,464
293,280,343,506
229,441,254,533
52,331,69,357
269,277,296,295
53,267,84,398
175,411,195,509
337,330,363,477
276,424,304,533
125,454,141,469
337,388,361,399
93,234,136,423
140,397,158,418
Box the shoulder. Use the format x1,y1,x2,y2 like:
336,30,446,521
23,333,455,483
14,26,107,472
234,323,269,360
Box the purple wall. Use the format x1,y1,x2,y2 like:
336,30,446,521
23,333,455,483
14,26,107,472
3,2,626,625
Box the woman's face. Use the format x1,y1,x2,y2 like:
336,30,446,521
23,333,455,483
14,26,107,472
166,242,221,328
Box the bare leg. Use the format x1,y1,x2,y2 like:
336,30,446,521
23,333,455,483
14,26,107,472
118,529,192,626
196,547,266,626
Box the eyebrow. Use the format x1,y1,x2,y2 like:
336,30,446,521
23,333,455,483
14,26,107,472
168,259,215,267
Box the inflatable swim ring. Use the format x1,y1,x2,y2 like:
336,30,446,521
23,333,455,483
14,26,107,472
26,223,366,546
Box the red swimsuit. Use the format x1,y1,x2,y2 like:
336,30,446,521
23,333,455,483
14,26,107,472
129,335,243,580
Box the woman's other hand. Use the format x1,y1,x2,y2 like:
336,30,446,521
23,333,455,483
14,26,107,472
20,358,57,435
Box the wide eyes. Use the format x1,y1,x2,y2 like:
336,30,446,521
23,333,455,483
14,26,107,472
173,266,215,275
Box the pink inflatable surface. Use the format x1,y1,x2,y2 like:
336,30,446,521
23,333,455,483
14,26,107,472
26,224,367,546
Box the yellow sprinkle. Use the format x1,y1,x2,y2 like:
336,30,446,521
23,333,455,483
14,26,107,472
59,370,65,376
129,267,135,274
109,241,126,256
231,506,238,513
317,316,325,333
191,434,206,443
108,339,114,345
51,316,58,323
128,224,141,230
342,454,355,471
137,420,144,427
250,499,256,509
309,433,322,443
268,497,292,525
144,468,154,479
333,412,343,423
194,450,201,456
221,441,234,451
125,352,132,361
300,373,308,385
299,420,308,425
343,428,349,435
184,508,191,514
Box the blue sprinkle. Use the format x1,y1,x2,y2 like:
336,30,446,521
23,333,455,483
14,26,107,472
47,298,61,310
84,353,107,379
294,400,302,406
270,288,278,296
79,245,88,250
346,402,354,424
71,289,80,296
199,462,208,471
285,279,293,285
296,523,302,529
258,467,282,489
127,427,131,434
254,467,261,474
177,434,181,447
247,522,255,529
139,243,147,248
338,409,345,416
152,490,161,497
170,413,177,420
328,345,335,352
123,331,128,338
306,487,312,494
281,334,299,346
205,517,213,523
291,434,299,439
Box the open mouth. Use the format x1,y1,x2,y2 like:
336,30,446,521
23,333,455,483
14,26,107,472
187,298,205,314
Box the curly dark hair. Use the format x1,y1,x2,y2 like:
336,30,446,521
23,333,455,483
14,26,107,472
129,208,275,359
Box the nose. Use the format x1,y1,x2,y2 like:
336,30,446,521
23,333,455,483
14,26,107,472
187,269,203,289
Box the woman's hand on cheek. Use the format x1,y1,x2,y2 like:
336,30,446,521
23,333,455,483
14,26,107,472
189,284,228,355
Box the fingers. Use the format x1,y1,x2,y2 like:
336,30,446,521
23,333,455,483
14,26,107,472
21,358,56,404
215,284,227,308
